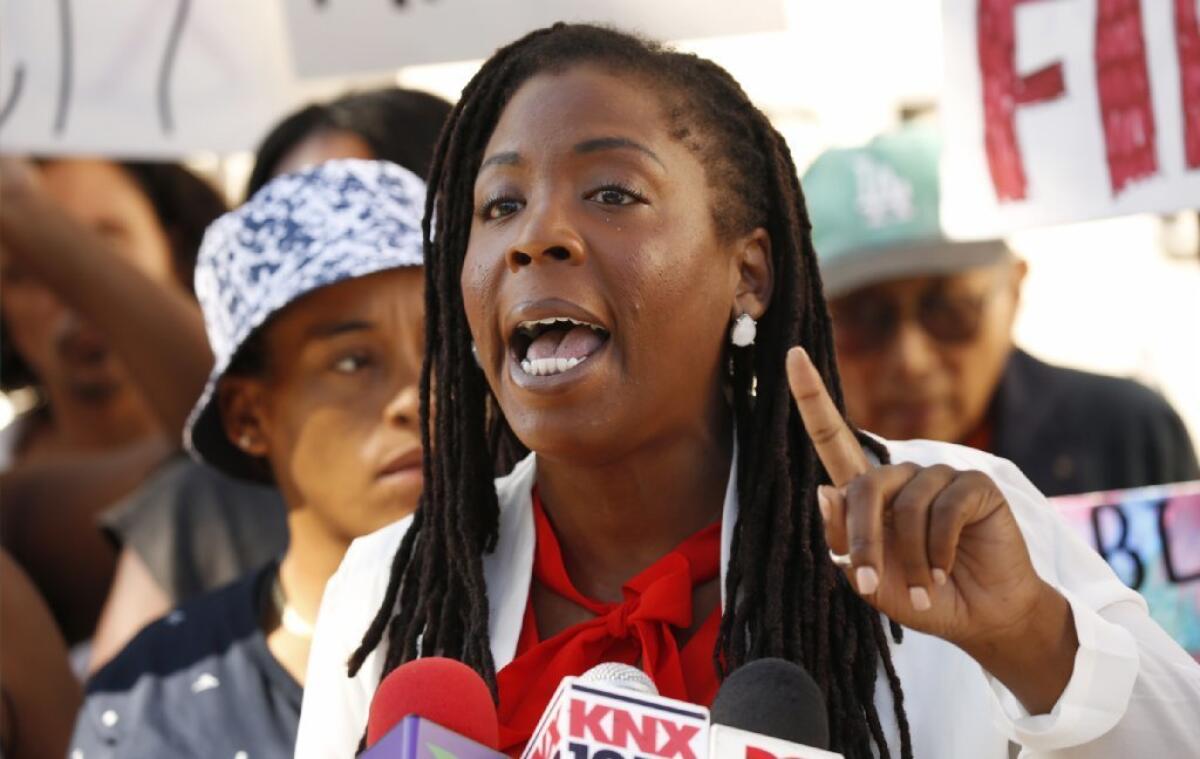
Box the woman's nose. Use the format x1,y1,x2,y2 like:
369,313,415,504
505,201,587,272
384,384,419,428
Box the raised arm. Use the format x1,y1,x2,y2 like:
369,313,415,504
0,157,214,440
787,345,1200,754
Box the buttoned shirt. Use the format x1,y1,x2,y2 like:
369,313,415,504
73,563,301,759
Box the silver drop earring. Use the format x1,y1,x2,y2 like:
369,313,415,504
730,314,757,347
471,342,481,367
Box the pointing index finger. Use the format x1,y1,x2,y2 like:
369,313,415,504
787,346,870,486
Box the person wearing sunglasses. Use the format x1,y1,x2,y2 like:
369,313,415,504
805,125,1198,497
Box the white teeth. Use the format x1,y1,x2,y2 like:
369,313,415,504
520,356,584,377
516,316,606,334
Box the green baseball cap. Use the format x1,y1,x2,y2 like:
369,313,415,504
802,124,1009,298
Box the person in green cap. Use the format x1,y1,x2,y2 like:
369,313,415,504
804,124,1198,497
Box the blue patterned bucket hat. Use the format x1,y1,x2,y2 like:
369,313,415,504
184,159,426,481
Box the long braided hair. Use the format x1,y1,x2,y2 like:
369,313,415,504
349,24,912,759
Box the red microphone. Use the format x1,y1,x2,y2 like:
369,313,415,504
364,657,504,758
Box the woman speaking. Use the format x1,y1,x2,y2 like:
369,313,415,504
296,23,1200,759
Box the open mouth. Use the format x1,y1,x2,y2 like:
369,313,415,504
511,316,610,378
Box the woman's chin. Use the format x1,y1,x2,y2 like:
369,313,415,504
509,414,642,469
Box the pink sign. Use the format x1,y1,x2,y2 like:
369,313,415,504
1052,481,1200,659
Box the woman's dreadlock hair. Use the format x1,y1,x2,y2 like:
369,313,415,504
349,23,911,759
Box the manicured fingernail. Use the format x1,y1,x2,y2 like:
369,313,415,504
909,586,931,612
932,569,948,586
855,566,878,595
817,487,831,521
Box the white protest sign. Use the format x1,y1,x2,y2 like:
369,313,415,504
281,0,788,77
0,0,300,158
940,0,1200,239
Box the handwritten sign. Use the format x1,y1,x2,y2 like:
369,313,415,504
1053,481,1200,660
0,0,299,158
940,0,1200,238
281,0,787,77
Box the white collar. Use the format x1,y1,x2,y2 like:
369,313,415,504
482,445,740,669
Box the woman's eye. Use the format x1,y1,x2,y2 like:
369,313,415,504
481,197,523,220
333,354,371,374
587,186,643,206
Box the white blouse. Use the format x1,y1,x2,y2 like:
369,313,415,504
295,440,1200,758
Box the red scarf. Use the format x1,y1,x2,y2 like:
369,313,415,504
495,491,723,756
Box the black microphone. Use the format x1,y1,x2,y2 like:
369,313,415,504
708,658,841,758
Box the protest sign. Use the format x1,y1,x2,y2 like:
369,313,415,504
941,0,1200,238
0,0,299,157
281,0,787,77
1053,480,1200,659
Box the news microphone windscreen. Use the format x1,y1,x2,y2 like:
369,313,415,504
711,658,830,750
366,657,499,750
580,662,658,695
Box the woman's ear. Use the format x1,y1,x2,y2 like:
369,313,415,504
998,256,1029,335
217,378,270,458
731,227,773,320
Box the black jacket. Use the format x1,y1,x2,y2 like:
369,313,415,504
991,350,1199,497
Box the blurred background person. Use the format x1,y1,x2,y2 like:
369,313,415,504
0,157,285,660
805,125,1199,496
71,160,426,759
244,86,452,196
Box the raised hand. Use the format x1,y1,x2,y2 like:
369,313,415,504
786,346,1077,713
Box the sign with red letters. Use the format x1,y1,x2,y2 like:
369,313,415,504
941,0,1200,237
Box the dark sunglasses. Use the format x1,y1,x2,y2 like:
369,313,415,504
829,283,997,355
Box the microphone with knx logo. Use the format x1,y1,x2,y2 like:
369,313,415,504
522,662,711,759
361,657,506,758
707,658,842,759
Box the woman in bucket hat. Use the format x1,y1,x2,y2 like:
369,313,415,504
90,86,454,676
69,159,427,759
